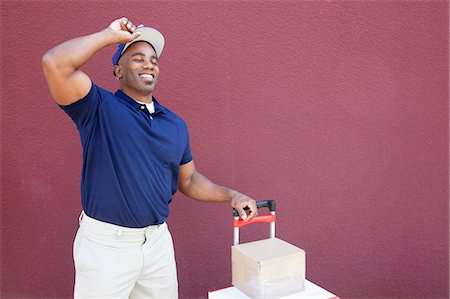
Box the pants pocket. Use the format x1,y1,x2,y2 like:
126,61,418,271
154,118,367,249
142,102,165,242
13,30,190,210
73,229,87,273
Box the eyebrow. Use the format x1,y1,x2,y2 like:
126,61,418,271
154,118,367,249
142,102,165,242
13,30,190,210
131,52,157,59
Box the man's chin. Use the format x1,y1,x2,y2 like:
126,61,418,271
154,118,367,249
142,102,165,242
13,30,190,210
142,82,157,93
120,81,157,96
142,87,156,95
135,84,156,95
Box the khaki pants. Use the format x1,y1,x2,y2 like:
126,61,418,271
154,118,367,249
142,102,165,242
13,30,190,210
73,212,178,299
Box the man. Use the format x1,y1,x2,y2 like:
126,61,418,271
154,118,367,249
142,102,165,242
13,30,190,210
42,17,257,298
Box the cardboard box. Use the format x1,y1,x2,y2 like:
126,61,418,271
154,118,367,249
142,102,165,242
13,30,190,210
232,238,306,299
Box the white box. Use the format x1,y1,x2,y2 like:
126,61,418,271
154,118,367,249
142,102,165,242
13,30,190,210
232,237,306,299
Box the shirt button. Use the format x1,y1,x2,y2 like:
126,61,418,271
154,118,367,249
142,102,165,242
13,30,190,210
140,106,145,110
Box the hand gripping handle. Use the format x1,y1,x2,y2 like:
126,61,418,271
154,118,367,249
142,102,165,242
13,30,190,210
232,200,276,217
232,200,276,245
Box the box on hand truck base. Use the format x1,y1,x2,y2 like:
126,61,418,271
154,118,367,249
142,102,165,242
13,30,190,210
232,237,306,299
231,200,306,299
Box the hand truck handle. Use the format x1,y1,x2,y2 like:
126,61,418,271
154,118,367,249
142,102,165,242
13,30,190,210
232,200,276,246
232,200,276,217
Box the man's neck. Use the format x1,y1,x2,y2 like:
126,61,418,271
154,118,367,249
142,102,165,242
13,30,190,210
121,87,153,104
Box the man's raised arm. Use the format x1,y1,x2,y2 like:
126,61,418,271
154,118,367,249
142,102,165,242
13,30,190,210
42,17,141,106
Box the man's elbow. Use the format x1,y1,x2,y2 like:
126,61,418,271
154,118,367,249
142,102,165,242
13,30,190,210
42,50,69,75
178,181,189,196
178,175,194,196
42,51,58,75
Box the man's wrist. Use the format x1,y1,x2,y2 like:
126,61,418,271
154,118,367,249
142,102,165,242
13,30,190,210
229,190,241,205
101,27,123,45
228,189,235,199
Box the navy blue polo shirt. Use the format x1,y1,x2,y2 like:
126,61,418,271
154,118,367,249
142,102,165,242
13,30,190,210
60,82,192,228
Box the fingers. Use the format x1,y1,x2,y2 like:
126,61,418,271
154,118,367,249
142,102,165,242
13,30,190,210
130,31,142,40
233,197,258,222
236,206,248,221
246,203,258,221
115,17,139,33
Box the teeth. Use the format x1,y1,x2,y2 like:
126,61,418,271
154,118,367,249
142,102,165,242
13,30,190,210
140,74,154,79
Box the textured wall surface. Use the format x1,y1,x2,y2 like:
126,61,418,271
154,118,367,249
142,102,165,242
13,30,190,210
1,1,448,298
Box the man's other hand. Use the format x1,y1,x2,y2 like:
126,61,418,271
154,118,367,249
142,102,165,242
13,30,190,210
231,191,258,221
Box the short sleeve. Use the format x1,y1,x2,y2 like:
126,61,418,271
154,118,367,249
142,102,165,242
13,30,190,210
58,82,101,130
180,127,193,165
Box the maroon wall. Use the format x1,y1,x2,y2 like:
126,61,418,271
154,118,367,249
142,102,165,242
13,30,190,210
1,1,448,298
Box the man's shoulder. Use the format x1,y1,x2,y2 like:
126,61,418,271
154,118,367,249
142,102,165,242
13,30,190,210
89,84,127,108
58,82,114,110
93,84,116,98
75,82,116,104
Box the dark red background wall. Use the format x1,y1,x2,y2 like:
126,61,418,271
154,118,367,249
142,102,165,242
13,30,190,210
1,1,448,298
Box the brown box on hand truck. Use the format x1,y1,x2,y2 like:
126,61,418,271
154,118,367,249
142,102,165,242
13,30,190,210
232,200,306,299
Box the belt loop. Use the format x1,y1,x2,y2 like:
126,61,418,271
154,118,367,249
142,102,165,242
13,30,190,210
117,227,123,237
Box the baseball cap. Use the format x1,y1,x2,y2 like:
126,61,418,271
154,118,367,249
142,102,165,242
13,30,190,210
112,26,165,66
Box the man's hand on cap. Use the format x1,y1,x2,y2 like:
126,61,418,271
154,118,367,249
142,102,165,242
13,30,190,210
108,17,142,44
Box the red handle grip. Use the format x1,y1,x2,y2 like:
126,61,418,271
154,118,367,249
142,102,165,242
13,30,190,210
233,214,276,228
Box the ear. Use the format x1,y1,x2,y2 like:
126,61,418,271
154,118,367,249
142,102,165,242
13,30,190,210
114,65,122,79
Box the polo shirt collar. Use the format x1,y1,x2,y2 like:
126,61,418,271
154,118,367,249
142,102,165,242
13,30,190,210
115,89,165,114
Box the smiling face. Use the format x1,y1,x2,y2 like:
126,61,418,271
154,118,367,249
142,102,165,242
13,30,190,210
114,41,160,102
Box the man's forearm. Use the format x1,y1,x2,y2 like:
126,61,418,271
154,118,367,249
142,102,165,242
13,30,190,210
180,171,234,202
42,18,140,105
179,170,257,220
43,28,118,74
